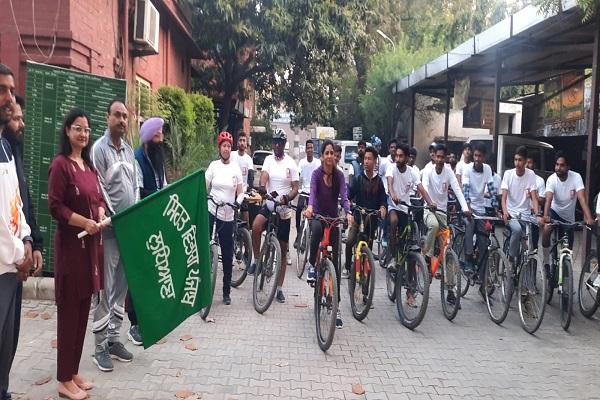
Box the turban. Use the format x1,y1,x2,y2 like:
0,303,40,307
139,117,164,143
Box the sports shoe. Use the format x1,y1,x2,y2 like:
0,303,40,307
127,325,143,346
92,348,114,372
108,341,133,362
276,290,286,303
247,262,257,275
446,290,457,305
336,310,343,329
593,275,600,288
286,253,292,265
341,269,349,279
307,265,316,284
223,295,231,305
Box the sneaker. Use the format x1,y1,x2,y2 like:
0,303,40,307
108,341,133,362
593,275,600,288
286,253,292,265
92,348,114,372
127,325,143,346
336,311,343,329
464,259,474,272
341,269,349,279
446,290,457,305
276,290,286,303
307,265,316,284
223,295,231,305
247,262,257,275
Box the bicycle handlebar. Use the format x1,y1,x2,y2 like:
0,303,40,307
546,219,592,230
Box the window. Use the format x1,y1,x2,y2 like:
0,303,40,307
344,146,358,164
135,76,152,120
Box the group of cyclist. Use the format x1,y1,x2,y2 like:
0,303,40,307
205,127,600,330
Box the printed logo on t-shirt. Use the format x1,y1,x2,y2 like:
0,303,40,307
525,189,531,198
442,183,448,192
570,189,576,199
242,167,248,177
286,168,291,179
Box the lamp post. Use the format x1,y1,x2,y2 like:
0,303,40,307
376,29,395,50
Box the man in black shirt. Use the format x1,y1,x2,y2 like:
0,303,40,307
344,146,387,277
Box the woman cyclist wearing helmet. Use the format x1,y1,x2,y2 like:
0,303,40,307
206,131,244,305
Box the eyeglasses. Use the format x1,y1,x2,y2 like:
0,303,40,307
71,125,91,134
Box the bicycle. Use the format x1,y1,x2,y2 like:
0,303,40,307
348,206,378,321
309,214,344,351
200,197,238,320
502,214,546,334
252,194,288,314
544,220,587,331
427,208,462,321
230,203,253,288
295,192,311,279
385,203,430,330
578,229,600,318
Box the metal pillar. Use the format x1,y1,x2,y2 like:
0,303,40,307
443,77,451,145
410,89,416,147
585,22,600,254
492,50,502,158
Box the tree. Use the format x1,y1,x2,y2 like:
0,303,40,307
535,0,599,20
191,0,369,130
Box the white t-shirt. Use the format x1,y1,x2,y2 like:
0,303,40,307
298,157,321,194
484,173,501,209
421,164,468,212
409,164,421,195
262,154,299,197
206,160,243,221
535,174,546,198
546,171,584,222
386,164,420,212
230,151,253,190
462,163,493,214
500,168,538,217
455,160,472,177
379,155,394,193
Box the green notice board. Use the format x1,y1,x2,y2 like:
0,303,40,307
24,61,127,274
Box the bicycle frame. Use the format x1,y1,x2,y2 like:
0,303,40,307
431,226,451,277
353,207,379,280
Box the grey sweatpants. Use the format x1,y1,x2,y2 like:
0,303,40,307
0,273,19,394
92,229,128,352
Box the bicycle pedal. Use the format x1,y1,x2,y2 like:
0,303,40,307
308,281,316,288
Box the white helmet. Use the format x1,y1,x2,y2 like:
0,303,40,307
272,127,287,141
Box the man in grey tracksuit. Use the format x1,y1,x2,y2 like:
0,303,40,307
91,100,139,372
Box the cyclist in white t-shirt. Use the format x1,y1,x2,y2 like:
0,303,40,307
455,142,473,186
462,144,497,273
542,152,594,275
526,156,546,208
295,140,321,248
248,128,299,303
501,146,543,262
230,132,254,223
206,131,244,305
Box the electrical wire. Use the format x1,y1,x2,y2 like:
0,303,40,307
9,0,60,63
32,0,61,60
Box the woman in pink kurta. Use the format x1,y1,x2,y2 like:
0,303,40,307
48,108,106,400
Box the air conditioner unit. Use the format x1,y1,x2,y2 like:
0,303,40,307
134,0,160,54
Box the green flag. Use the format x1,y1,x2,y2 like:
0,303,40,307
112,169,211,348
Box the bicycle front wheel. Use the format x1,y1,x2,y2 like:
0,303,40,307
349,245,376,321
315,259,339,352
440,248,461,321
452,232,469,298
517,255,547,334
296,221,309,279
484,248,511,325
253,235,282,314
199,244,219,320
396,252,430,330
230,227,251,288
559,258,574,331
578,253,600,318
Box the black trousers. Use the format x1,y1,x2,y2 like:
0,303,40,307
209,214,234,296
309,219,341,302
0,273,19,393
